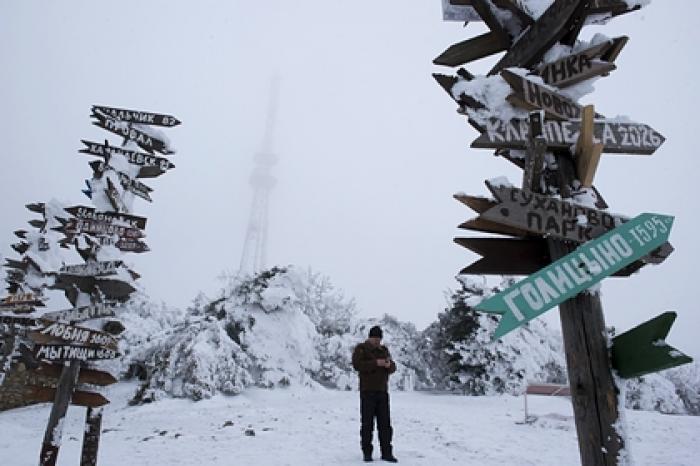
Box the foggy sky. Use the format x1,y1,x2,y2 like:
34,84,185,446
1,1,698,358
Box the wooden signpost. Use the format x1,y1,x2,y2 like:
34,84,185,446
0,103,177,466
434,2,691,464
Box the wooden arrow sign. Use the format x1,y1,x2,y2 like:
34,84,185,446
30,320,118,350
34,344,120,362
92,105,181,127
611,312,693,378
91,111,174,155
42,303,116,323
535,36,628,88
80,139,175,178
57,218,144,240
489,0,584,74
26,386,109,408
476,213,674,339
481,181,627,243
0,292,45,308
33,363,118,386
93,236,150,253
90,161,154,202
454,237,645,277
64,205,147,230
501,69,598,120
0,315,37,327
433,31,510,67
471,118,665,155
51,275,136,302
60,260,124,277
104,177,126,213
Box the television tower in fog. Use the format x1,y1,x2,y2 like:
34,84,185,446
239,79,279,275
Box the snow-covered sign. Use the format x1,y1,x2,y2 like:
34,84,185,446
476,213,675,339
80,140,175,178
42,303,116,322
491,0,583,72
611,311,693,379
60,260,123,277
0,315,36,327
478,180,628,242
33,344,119,362
501,69,591,120
64,205,147,230
91,111,174,155
535,36,627,88
0,292,44,307
471,118,665,155
57,219,144,241
25,386,109,407
90,161,154,202
29,320,118,350
91,105,181,127
93,236,150,254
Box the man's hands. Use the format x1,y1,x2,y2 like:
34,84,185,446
376,358,392,368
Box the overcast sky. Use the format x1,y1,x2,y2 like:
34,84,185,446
1,1,698,357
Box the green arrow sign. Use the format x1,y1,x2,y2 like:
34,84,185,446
476,213,674,339
611,311,693,378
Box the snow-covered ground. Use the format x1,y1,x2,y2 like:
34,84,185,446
1,382,697,465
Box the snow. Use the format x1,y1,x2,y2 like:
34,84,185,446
1,381,697,466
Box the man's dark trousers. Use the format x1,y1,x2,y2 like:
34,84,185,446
360,390,393,458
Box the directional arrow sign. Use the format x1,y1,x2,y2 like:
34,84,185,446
64,205,147,229
26,386,109,408
90,161,153,202
80,139,174,178
42,303,116,322
472,118,665,155
92,105,181,127
476,213,674,339
481,181,627,242
91,111,174,155
33,363,118,386
611,311,693,378
56,218,144,240
60,260,123,277
30,320,118,350
34,344,120,362
535,36,628,88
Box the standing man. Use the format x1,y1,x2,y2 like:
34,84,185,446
352,325,398,463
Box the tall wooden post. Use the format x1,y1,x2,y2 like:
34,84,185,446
546,153,623,465
39,360,80,466
80,407,103,466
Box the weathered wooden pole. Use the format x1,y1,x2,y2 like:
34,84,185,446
80,407,103,466
546,153,623,466
39,360,80,466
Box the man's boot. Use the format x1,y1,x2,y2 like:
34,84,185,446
363,446,373,462
380,446,397,463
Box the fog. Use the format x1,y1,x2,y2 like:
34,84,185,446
1,1,698,357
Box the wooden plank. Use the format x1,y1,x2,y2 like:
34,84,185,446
526,383,571,396
482,181,626,242
91,105,181,127
64,205,147,230
575,105,604,187
535,37,627,88
489,0,585,74
34,344,119,362
458,217,531,237
28,385,109,408
471,0,511,41
42,304,116,323
29,320,118,350
34,363,118,386
80,140,175,178
453,193,497,213
56,218,144,240
91,110,174,155
502,69,597,120
59,260,123,278
471,118,665,155
434,31,510,67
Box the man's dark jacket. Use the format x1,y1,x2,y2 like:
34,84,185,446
352,340,397,392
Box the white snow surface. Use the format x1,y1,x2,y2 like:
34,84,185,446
1,381,697,466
